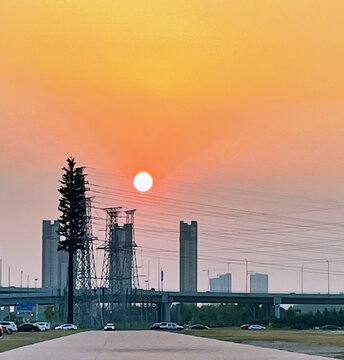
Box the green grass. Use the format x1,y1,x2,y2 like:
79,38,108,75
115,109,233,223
0,330,87,353
182,327,344,347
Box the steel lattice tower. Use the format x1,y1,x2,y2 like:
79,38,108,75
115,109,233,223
100,208,139,292
100,207,122,290
74,197,99,327
75,197,97,290
125,209,140,290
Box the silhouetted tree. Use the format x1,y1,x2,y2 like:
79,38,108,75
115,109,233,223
57,157,87,323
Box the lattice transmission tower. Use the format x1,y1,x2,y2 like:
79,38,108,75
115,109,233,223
74,197,99,327
100,207,139,293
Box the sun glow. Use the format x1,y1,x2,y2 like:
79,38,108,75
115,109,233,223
133,172,153,192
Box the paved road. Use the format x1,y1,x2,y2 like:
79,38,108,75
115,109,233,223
0,331,332,360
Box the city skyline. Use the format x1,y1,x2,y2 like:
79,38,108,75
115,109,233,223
2,1,344,293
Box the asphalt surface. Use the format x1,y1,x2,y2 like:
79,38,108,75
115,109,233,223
0,330,333,360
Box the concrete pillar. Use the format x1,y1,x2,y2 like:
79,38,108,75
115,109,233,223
156,302,171,322
273,297,281,319
163,303,171,322
177,304,182,324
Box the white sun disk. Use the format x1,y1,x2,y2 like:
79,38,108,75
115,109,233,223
134,172,153,192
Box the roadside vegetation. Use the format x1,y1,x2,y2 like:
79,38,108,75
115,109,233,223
171,303,344,330
0,330,86,353
183,327,344,347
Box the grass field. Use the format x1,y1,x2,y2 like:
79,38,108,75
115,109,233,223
0,330,86,353
183,327,344,347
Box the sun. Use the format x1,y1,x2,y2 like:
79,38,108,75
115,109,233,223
133,172,153,192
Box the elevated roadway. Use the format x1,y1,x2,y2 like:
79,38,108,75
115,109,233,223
2,287,344,319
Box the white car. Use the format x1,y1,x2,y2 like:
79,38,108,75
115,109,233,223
55,324,77,330
248,324,266,330
34,323,47,332
0,321,17,334
34,322,50,331
159,322,184,331
104,323,116,331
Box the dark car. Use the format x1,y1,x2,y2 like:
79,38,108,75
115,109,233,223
18,323,40,332
189,324,209,330
0,324,3,337
320,325,340,330
240,324,251,330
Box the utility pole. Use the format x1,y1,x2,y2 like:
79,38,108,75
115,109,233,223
326,260,330,294
8,266,10,287
301,264,304,294
20,270,23,288
227,262,230,293
245,259,248,293
27,274,29,288
158,257,160,291
148,260,150,290
161,270,164,291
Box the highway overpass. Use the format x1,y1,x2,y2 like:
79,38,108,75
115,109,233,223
2,287,344,320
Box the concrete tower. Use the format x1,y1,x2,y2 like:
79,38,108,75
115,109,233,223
179,221,198,292
42,220,68,290
109,223,133,293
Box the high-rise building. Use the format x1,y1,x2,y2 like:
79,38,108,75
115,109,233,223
42,220,68,290
250,272,268,293
179,221,197,292
210,273,232,292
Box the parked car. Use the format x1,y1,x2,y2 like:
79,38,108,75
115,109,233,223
189,324,209,330
158,322,184,331
240,324,251,330
55,324,77,330
0,321,17,334
18,323,40,332
248,324,266,330
34,322,50,331
0,324,3,337
320,324,340,330
34,323,47,331
104,323,116,331
150,322,161,330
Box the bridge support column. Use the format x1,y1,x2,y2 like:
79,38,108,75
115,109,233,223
273,297,281,319
156,302,171,322
163,302,171,322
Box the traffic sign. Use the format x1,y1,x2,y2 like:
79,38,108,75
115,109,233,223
17,302,33,311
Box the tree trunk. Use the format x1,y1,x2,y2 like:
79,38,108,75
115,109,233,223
68,251,74,323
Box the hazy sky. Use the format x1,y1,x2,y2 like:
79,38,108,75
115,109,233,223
1,1,344,292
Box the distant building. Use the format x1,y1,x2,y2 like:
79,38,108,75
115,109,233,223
42,220,68,290
109,223,133,293
210,273,231,292
179,221,198,292
250,273,268,293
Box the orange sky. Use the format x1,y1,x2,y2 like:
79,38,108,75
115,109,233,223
1,1,344,291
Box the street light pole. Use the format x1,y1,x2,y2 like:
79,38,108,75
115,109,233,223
301,264,304,294
227,262,230,293
326,260,330,294
245,259,248,293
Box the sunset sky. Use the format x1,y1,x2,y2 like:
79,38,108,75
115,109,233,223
1,1,344,292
